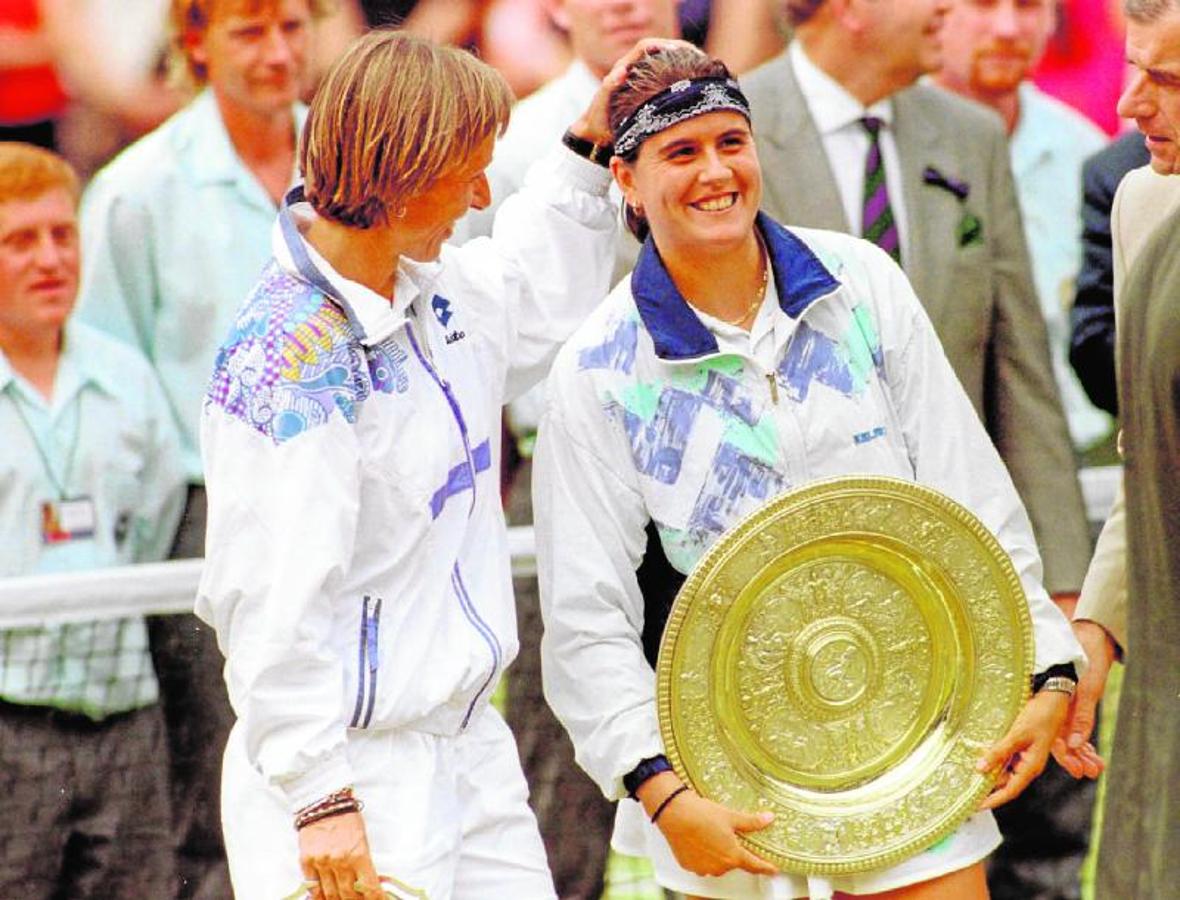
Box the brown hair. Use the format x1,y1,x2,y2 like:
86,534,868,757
783,0,826,27
168,0,335,86
300,29,512,229
1124,0,1180,22
0,143,80,206
607,45,733,241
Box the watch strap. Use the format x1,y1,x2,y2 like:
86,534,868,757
561,128,613,168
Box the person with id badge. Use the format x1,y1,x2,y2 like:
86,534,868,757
0,142,185,898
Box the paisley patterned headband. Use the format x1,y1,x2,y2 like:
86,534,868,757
613,76,752,160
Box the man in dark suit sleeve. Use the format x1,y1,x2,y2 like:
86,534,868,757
1069,132,1151,417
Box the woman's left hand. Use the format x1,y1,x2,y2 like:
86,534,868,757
976,690,1070,810
567,38,697,147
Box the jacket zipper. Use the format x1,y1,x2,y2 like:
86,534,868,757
350,595,382,728
452,564,502,730
405,320,478,516
405,317,499,729
362,597,382,728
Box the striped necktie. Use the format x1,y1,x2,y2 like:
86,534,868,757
860,116,902,265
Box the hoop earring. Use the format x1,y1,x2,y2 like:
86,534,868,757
395,205,407,219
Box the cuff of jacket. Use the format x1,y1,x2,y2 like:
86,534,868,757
526,146,615,198
276,749,357,814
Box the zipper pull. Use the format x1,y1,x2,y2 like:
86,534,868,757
766,372,779,404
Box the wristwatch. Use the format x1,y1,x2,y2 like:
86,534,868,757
1032,663,1078,696
561,128,613,168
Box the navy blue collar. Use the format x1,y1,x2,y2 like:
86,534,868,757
631,212,840,361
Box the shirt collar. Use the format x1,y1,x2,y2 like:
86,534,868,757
0,324,116,407
630,212,841,361
1010,82,1055,177
189,89,307,191
789,41,893,134
272,187,423,347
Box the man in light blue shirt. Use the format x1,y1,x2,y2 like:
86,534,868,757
935,0,1110,452
0,142,184,899
75,1,328,895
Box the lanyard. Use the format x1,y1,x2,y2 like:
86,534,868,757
7,390,83,501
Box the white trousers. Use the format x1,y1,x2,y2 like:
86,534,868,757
221,707,556,899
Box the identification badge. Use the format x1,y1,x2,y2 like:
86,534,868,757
41,496,97,544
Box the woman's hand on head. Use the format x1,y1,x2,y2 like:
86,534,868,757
636,773,778,878
298,811,383,900
569,38,700,147
976,689,1071,810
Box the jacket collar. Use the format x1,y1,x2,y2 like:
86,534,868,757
275,186,438,348
631,212,840,360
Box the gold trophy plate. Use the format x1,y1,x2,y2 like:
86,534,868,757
656,476,1034,875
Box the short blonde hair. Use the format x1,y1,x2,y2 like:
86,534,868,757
168,0,335,86
0,143,80,206
301,29,512,229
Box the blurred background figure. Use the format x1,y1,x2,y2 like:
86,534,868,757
936,0,1111,461
0,141,184,900
0,0,183,177
75,1,331,896
1034,0,1126,135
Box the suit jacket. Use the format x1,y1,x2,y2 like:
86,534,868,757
1075,165,1180,649
1069,132,1152,416
739,49,1091,593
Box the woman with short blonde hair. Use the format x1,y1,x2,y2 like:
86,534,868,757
197,27,667,900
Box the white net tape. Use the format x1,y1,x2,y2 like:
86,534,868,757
0,526,537,629
0,466,1120,630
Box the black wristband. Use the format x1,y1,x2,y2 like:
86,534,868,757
562,128,613,167
1032,663,1078,693
623,754,672,798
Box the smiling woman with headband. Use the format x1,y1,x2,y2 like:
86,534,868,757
532,44,1095,900
191,27,664,900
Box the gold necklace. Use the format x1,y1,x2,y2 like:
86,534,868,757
717,247,770,327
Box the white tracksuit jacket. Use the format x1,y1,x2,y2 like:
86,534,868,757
195,149,615,815
534,216,1086,895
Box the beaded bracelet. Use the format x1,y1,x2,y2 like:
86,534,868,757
293,787,364,831
650,785,691,824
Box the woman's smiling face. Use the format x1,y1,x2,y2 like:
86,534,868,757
614,110,761,261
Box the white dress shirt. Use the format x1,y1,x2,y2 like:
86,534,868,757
788,41,911,261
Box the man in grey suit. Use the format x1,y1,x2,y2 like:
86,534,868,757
740,2,1093,896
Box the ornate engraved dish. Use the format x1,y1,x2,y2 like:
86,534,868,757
656,475,1034,875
